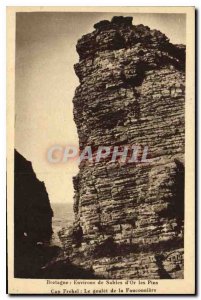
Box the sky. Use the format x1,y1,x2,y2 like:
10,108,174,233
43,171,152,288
15,12,186,205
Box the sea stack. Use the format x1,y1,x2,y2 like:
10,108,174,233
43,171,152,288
68,16,185,279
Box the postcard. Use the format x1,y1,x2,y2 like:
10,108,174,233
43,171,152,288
7,6,195,295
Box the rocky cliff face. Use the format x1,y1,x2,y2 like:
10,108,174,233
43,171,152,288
14,150,53,277
68,16,185,279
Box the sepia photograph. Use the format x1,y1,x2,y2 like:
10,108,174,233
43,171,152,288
7,6,195,295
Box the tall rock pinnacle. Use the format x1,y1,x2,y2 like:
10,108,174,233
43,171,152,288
69,16,185,279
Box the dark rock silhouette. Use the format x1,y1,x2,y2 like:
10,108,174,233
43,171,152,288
14,150,53,242
14,150,53,277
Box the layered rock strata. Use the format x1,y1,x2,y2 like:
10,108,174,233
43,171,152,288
68,16,185,279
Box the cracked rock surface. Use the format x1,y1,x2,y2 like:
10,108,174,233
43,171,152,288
65,16,185,279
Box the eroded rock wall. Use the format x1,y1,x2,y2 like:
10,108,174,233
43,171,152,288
70,16,185,279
